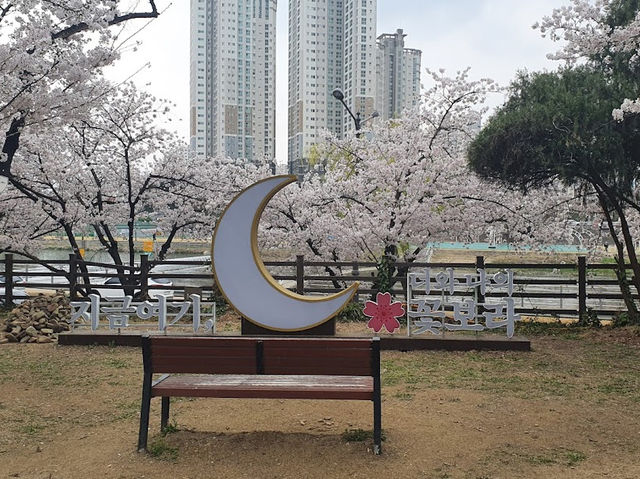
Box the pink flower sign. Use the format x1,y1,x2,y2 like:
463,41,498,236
363,292,405,334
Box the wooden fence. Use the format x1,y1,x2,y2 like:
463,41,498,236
0,253,636,319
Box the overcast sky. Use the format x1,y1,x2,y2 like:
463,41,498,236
107,0,570,165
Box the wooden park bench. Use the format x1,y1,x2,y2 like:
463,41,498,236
137,335,382,454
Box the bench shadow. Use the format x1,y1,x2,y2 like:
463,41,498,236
150,428,377,458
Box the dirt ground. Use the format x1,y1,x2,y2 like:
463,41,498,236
1,321,640,479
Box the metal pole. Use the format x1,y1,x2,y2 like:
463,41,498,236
296,255,304,295
578,256,587,319
68,254,77,301
140,254,149,300
5,253,13,306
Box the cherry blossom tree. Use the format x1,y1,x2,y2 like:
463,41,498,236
0,84,269,296
0,0,161,189
263,70,587,295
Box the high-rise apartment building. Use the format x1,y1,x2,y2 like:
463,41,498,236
190,0,276,162
288,0,378,175
375,29,422,120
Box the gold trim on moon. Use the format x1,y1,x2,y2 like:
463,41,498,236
211,175,359,332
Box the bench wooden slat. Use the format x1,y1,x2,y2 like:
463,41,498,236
151,374,374,400
151,345,258,356
152,359,257,375
263,363,373,376
150,337,260,347
264,343,371,359
261,338,372,347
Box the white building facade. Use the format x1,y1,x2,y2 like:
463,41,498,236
375,29,421,120
288,0,377,175
190,0,277,162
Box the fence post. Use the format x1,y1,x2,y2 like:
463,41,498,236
578,256,587,319
69,254,78,301
296,255,304,295
352,261,360,302
5,253,13,306
140,254,149,300
475,255,485,305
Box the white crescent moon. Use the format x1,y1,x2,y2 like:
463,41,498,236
212,175,359,332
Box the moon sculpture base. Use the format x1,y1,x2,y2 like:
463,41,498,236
241,317,336,336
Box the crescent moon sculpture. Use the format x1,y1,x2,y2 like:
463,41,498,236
212,175,359,332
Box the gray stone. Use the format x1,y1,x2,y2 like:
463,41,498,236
25,326,38,337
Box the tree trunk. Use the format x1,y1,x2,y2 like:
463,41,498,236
597,190,640,323
613,254,639,323
1,115,25,176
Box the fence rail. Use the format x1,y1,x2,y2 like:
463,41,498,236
0,253,635,319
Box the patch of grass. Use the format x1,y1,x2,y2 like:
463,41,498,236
381,348,592,400
393,391,414,401
525,453,557,465
148,438,178,461
341,428,386,442
26,359,64,386
517,320,583,339
537,378,574,397
114,400,140,420
103,357,129,369
597,378,638,396
18,422,45,436
565,450,587,466
492,447,586,468
161,421,179,436
381,357,430,386
0,356,11,383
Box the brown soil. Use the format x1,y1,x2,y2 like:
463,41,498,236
1,324,640,479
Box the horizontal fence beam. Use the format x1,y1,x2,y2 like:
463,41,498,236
0,254,635,319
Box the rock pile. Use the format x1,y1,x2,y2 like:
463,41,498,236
1,291,72,344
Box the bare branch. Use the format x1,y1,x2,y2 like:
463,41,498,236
52,1,159,41
0,3,12,24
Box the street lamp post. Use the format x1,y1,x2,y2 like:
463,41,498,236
332,88,378,137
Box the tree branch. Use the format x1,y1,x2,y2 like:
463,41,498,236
52,1,159,41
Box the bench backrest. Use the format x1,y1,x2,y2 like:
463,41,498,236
143,336,378,377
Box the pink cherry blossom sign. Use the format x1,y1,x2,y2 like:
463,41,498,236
363,292,405,334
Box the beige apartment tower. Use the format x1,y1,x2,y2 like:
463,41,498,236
288,0,378,175
375,29,422,120
190,0,276,162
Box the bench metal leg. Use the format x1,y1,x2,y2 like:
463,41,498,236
138,372,152,452
161,397,170,431
373,394,382,455
372,337,382,455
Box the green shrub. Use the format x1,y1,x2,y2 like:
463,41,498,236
336,301,366,323
612,311,637,327
577,308,601,328
148,438,178,461
161,421,178,436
